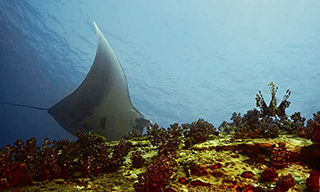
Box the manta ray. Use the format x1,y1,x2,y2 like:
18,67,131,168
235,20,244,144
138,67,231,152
48,22,152,141
1,22,152,141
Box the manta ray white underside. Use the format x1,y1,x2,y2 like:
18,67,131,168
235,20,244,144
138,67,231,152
48,22,151,141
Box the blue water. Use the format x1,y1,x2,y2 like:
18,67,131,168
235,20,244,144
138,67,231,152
0,1,319,147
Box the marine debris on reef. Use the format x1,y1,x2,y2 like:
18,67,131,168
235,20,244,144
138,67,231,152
1,82,320,192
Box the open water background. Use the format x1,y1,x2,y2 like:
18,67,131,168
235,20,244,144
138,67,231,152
0,1,320,146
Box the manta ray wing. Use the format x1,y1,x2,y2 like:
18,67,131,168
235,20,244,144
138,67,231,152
48,22,151,141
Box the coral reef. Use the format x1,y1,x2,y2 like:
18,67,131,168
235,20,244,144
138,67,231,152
306,170,320,191
0,132,132,190
0,127,318,192
147,123,182,155
220,108,281,139
302,111,320,143
131,151,145,168
219,83,320,140
299,144,320,171
182,118,218,144
274,174,295,192
236,142,299,170
1,83,320,192
133,153,177,192
261,167,278,182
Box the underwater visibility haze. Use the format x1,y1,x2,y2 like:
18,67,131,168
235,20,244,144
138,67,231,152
0,1,320,146
2,1,320,191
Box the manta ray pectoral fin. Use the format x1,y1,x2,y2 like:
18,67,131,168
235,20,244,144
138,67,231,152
48,21,151,141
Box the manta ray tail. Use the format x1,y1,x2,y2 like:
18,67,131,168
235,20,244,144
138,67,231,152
0,101,48,111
